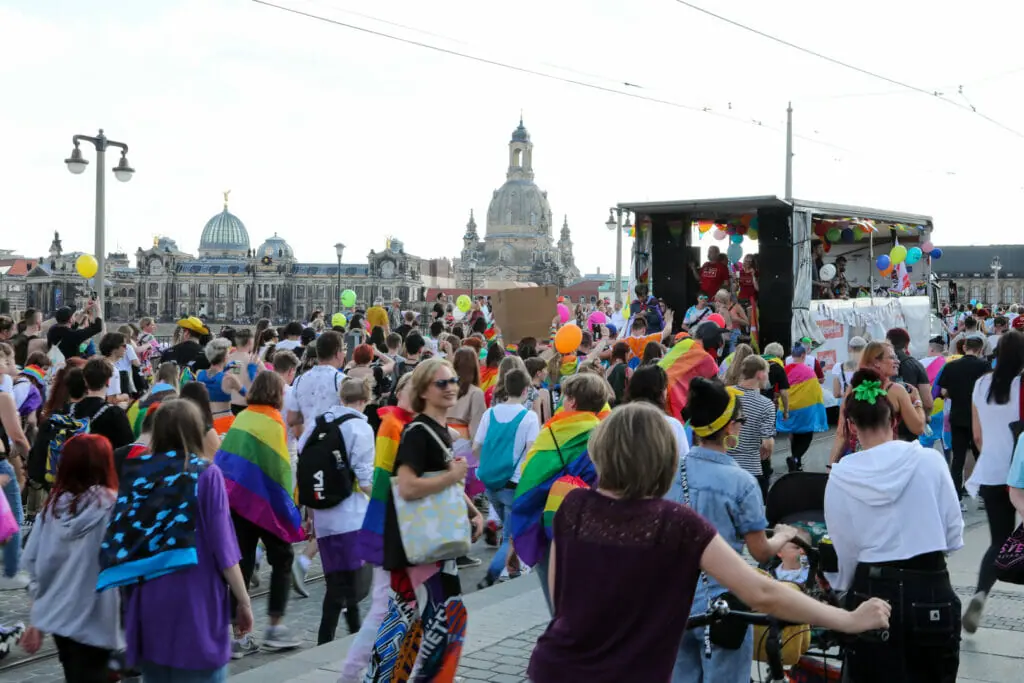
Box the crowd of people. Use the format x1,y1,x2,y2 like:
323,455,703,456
0,285,1019,683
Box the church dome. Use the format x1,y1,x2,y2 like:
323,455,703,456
199,206,250,257
486,180,552,236
257,233,294,260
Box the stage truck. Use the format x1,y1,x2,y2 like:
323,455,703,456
617,195,941,376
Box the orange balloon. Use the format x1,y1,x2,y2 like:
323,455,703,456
554,324,583,354
880,265,894,277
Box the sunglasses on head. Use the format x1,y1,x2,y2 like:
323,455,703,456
433,377,458,389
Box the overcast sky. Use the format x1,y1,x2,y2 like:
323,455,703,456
2,0,1022,274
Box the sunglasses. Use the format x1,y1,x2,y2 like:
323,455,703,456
433,377,458,389
698,295,709,301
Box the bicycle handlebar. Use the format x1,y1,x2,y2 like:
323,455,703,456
685,599,890,643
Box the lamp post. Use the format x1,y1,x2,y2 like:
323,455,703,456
991,256,1002,307
0,266,10,315
64,129,134,321
605,208,632,306
334,243,345,309
468,257,477,301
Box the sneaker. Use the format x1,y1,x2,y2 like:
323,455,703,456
476,575,497,591
963,591,986,634
231,633,260,660
291,556,309,598
456,555,482,569
483,520,500,548
960,500,967,513
249,561,261,590
263,624,301,650
0,623,24,661
0,573,29,591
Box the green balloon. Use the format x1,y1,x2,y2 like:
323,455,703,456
826,228,842,243
341,289,356,307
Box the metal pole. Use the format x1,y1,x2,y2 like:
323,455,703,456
614,209,623,307
337,256,342,312
95,141,106,321
869,230,875,303
785,102,793,201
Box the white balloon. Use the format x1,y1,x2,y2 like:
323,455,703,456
819,264,837,281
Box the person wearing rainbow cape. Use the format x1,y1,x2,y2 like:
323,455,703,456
776,344,828,472
510,372,610,613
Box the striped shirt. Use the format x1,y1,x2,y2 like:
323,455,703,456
732,386,777,477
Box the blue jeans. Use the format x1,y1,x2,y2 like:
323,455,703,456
141,662,228,683
533,545,552,616
485,487,515,582
0,460,22,577
672,625,753,683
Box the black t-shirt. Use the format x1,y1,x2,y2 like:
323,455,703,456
395,324,412,341
938,356,991,428
896,350,929,389
761,361,790,403
162,341,210,372
72,397,136,451
383,414,453,570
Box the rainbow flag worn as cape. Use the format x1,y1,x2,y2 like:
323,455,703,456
919,355,946,447
361,405,415,565
20,365,46,387
510,410,603,566
560,355,579,379
658,338,720,420
776,363,828,434
480,366,499,394
125,383,177,437
214,405,303,543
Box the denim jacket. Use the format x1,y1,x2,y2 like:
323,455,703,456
666,446,767,615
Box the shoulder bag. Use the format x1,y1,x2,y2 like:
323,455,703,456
390,422,471,565
995,380,1024,584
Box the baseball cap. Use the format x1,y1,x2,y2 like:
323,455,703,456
54,307,74,324
848,335,867,349
693,321,725,348
1013,317,1024,331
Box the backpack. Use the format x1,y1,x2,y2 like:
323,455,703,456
45,404,110,484
476,407,530,491
297,413,360,509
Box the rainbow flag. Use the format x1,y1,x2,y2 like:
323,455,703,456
920,355,946,447
776,363,827,434
559,355,579,378
361,405,415,565
480,366,499,394
511,410,603,566
542,475,589,537
19,365,46,387
214,405,303,543
125,383,177,437
659,338,720,421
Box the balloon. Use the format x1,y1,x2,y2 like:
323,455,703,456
587,311,607,328
341,289,356,308
819,264,837,281
977,302,984,310
730,233,743,244
698,220,713,234
826,228,842,242
876,254,891,271
823,242,832,253
76,254,98,279
841,228,855,244
750,216,759,232
554,324,582,354
736,224,748,235
331,313,347,328
970,299,977,306
890,245,908,264
906,246,923,265
712,229,727,240
880,264,894,277
921,240,934,253
748,228,758,240
456,295,472,313
727,242,743,263
557,303,570,324
813,223,828,237
706,313,727,328
930,247,942,260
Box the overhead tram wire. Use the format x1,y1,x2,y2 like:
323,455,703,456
670,0,1024,140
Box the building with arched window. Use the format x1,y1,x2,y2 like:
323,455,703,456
932,245,1024,308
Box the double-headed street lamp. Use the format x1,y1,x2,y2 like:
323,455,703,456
334,243,345,309
991,256,1002,306
605,208,633,306
468,257,478,301
65,129,134,320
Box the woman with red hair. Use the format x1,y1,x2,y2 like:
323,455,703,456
20,434,122,680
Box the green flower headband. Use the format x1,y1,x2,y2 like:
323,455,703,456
853,380,888,405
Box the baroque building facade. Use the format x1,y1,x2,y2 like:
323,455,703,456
455,119,580,287
24,196,428,322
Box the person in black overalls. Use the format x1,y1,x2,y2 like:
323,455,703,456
825,368,964,682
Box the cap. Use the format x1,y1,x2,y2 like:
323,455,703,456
848,335,867,349
604,323,617,337
177,316,209,336
300,327,317,344
693,321,725,348
54,307,74,324
1013,317,1024,331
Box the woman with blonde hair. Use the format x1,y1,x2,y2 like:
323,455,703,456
529,401,890,683
722,343,755,386
196,338,245,435
365,358,484,681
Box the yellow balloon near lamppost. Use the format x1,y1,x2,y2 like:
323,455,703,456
76,254,98,279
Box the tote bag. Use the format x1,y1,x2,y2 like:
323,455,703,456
390,423,471,565
0,488,19,545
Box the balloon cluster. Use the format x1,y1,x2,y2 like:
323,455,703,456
875,240,942,276
695,215,758,264
812,220,874,254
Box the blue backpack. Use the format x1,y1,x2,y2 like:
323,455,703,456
45,404,109,484
477,407,530,491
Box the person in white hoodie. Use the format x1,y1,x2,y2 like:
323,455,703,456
19,433,123,682
825,368,964,683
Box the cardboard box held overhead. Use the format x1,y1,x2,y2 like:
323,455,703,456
489,285,558,342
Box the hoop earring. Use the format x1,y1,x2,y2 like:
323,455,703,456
724,434,740,451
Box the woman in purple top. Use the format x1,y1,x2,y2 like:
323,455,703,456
123,400,254,683
528,402,892,683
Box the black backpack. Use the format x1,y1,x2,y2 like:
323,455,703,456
297,413,360,509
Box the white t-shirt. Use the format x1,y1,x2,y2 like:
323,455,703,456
967,374,1021,495
106,360,122,396
311,405,376,536
285,364,346,451
276,339,302,352
114,345,138,374
664,415,690,461
473,403,540,484
830,362,854,395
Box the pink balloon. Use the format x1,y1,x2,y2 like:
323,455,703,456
712,229,727,240
557,303,570,323
921,240,934,253
587,311,607,327
706,313,727,328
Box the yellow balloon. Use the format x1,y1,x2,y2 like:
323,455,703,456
76,254,98,279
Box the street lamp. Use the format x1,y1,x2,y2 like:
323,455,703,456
991,256,1002,307
0,266,10,315
468,257,477,301
334,243,345,309
606,207,631,306
64,129,134,321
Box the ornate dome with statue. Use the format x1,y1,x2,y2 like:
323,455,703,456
457,119,580,287
199,191,250,258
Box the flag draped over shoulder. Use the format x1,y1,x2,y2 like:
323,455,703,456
776,363,828,434
360,405,415,565
479,366,499,394
659,338,720,420
214,405,303,543
920,355,947,446
510,410,602,566
125,383,177,437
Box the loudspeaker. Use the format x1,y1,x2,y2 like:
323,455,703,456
650,212,696,330
756,207,794,353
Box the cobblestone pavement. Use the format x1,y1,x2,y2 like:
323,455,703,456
457,625,545,683
0,540,494,683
